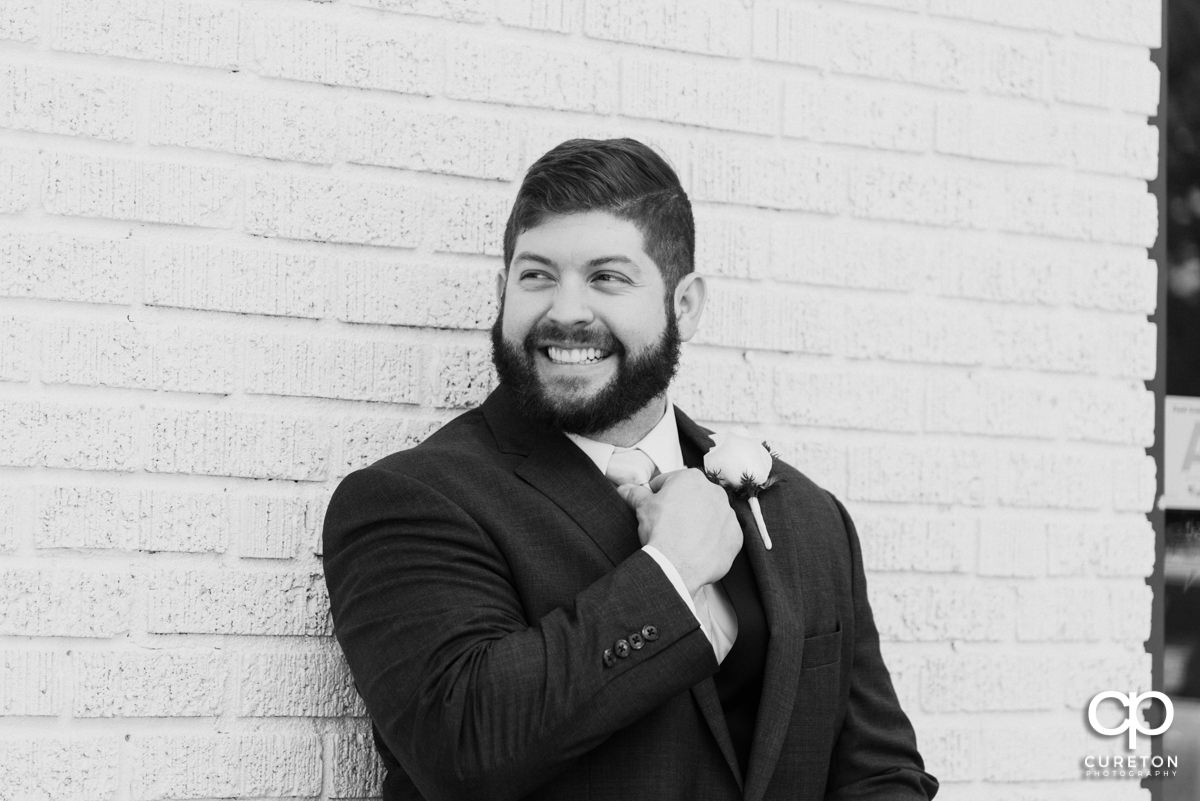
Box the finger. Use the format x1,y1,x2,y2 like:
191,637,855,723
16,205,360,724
616,483,652,507
647,469,686,492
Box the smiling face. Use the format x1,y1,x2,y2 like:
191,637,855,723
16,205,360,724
490,210,704,440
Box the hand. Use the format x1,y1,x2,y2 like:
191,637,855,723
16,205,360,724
617,468,743,596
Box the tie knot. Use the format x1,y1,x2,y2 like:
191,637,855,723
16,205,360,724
605,447,657,487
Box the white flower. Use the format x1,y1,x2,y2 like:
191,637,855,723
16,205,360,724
703,433,774,492
703,433,778,550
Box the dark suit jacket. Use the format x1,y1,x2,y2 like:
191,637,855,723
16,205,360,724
323,386,937,801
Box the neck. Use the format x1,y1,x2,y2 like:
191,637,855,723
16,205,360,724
579,394,669,448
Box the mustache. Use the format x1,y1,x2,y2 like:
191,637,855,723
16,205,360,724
524,321,621,352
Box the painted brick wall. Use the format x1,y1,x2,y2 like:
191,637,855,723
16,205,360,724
0,0,1160,799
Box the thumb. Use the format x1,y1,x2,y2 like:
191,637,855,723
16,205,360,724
616,482,652,508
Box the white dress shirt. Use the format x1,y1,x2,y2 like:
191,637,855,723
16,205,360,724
565,403,739,664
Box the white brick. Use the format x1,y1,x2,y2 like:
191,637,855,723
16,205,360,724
148,409,328,480
697,282,835,354
0,232,139,305
784,76,932,152
936,97,1158,179
239,646,364,716
0,315,31,382
622,55,776,134
587,0,749,56
927,0,1072,33
977,517,1046,577
758,434,847,497
1074,253,1157,313
144,241,329,319
349,0,488,21
0,488,16,551
426,188,510,256
871,578,1016,641
446,36,617,113
74,650,225,717
50,0,240,68
235,493,326,559
981,719,1097,781
692,206,772,280
774,367,924,432
41,320,237,394
1048,517,1155,578
0,148,31,212
0,402,139,471
918,726,975,783
0,650,62,715
248,11,439,95
428,342,496,409
0,61,137,142
339,259,498,330
335,414,426,476
848,156,984,228
924,374,1064,440
131,735,321,801
329,727,387,799
673,352,773,424
0,739,120,801
996,449,1108,510
347,102,524,180
1073,0,1162,47
854,511,975,573
922,652,1061,712
244,332,423,403
690,140,846,213
0,570,132,637
1016,582,1146,642
147,81,341,164
1053,41,1161,114
35,486,227,553
42,153,235,227
147,570,331,636
1063,381,1154,445
848,444,987,506
498,0,580,31
245,171,422,247
0,0,37,42
1111,451,1158,513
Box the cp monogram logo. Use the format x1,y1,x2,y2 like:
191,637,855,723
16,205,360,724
1087,691,1174,749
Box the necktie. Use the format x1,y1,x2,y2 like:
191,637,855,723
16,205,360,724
605,447,657,487
605,448,735,661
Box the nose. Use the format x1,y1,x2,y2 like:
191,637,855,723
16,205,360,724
545,278,594,326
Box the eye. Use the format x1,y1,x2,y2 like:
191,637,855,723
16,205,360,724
591,272,631,286
518,269,555,286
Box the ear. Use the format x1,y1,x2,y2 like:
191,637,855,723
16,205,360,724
495,269,507,305
672,273,706,342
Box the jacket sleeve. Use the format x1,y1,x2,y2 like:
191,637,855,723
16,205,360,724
322,465,719,801
824,494,939,800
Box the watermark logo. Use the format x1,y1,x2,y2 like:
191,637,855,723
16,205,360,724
1087,690,1174,749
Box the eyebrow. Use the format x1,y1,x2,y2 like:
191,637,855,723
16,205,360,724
511,252,643,272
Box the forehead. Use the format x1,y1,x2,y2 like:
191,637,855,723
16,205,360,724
512,211,649,261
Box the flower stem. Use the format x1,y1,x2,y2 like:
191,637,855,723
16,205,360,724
748,496,772,550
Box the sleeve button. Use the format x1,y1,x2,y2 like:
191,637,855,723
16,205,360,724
614,639,631,658
641,624,659,641
602,648,616,668
629,632,645,650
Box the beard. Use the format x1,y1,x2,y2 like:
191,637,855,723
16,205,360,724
490,308,682,436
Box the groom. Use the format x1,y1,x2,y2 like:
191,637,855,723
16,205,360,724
322,138,937,801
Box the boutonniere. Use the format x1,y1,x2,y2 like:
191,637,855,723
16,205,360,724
703,433,780,550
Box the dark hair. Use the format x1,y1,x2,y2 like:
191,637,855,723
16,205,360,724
502,138,694,289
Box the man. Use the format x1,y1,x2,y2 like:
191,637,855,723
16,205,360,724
323,138,938,801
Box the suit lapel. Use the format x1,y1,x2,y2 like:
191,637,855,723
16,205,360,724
675,409,805,801
483,387,640,566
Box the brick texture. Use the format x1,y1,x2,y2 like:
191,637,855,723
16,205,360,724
2,0,1160,798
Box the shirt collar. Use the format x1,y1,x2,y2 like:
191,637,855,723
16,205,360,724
565,398,685,477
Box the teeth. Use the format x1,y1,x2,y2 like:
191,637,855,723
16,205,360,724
547,347,607,364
